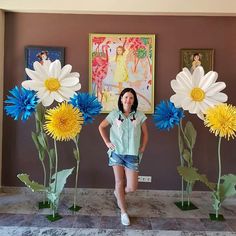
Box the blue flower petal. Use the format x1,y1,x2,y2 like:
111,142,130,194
153,100,184,131
4,86,39,122
69,93,102,125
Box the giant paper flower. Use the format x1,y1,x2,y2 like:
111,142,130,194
69,92,102,125
204,104,236,140
153,100,184,131
170,66,228,120
22,60,81,107
4,86,38,121
44,102,84,141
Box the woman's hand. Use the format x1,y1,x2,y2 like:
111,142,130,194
139,146,145,153
105,141,116,150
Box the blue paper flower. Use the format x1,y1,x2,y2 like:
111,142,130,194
153,100,184,131
69,92,102,125
4,86,39,121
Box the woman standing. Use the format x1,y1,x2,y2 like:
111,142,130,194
98,88,148,225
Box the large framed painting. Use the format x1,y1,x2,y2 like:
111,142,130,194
89,34,155,114
180,48,214,74
25,46,65,78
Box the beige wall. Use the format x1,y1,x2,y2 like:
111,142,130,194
1,0,236,15
0,10,4,189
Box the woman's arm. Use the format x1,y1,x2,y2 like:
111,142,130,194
139,121,148,153
98,119,115,150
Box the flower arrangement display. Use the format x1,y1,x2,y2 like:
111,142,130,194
204,103,236,220
4,59,102,221
153,100,199,209
153,66,229,211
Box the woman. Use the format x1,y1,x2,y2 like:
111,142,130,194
98,88,148,225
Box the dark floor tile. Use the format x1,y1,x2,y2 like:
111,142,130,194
73,215,101,228
177,218,206,231
100,216,123,229
225,219,236,232
201,218,233,232
150,217,181,230
0,213,31,226
128,217,152,230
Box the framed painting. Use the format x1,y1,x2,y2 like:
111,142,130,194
25,46,65,78
89,33,155,114
180,48,214,74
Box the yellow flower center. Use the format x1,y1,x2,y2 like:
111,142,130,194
190,87,205,102
44,78,61,91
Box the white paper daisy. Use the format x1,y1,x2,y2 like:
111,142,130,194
170,66,228,120
22,60,81,107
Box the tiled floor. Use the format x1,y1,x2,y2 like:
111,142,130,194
0,187,236,235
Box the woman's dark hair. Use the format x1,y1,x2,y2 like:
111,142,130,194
118,88,138,113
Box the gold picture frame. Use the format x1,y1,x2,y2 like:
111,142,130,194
180,48,214,74
89,33,155,114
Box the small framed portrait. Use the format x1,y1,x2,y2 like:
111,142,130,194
25,46,65,78
180,49,214,73
89,33,155,114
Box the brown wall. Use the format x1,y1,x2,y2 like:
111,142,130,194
3,13,236,190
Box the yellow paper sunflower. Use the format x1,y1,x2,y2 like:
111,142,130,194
204,104,236,140
44,102,83,141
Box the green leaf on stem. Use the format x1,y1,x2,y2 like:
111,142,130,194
73,148,80,161
220,174,236,201
177,166,215,190
184,121,197,149
17,174,47,192
182,149,191,165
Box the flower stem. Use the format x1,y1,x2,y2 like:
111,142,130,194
73,137,80,209
216,136,222,218
53,139,58,218
178,124,184,206
41,160,47,203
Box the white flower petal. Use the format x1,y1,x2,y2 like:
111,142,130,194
176,73,192,90
51,92,65,103
37,88,49,101
33,61,49,78
41,95,54,107
192,66,204,87
197,112,205,120
58,87,76,99
60,77,79,86
182,67,192,77
70,83,81,91
182,97,193,110
58,65,72,80
22,80,44,91
170,94,185,108
70,72,80,78
209,92,228,103
205,82,226,96
25,68,42,81
200,71,218,91
49,60,61,78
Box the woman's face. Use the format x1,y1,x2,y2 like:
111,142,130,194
121,92,134,110
117,47,123,55
194,55,200,61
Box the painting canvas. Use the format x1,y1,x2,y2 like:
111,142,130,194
89,34,155,114
180,49,214,74
25,46,65,78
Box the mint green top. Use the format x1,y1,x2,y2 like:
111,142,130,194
106,109,147,156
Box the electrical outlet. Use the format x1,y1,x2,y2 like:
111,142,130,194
138,176,152,183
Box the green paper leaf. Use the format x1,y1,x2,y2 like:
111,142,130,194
212,192,221,211
31,132,40,151
177,166,215,190
37,133,47,150
17,174,46,192
220,174,236,201
184,121,197,149
73,148,80,161
182,149,191,165
179,133,184,155
49,148,55,164
35,104,45,123
48,168,74,207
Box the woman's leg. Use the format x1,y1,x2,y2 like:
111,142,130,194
125,167,139,193
112,165,126,214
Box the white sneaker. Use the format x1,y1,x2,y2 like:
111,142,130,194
121,213,130,226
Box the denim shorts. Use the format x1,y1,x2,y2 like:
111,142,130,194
108,152,139,172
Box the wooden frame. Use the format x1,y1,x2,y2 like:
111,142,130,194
180,48,214,73
89,33,155,114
